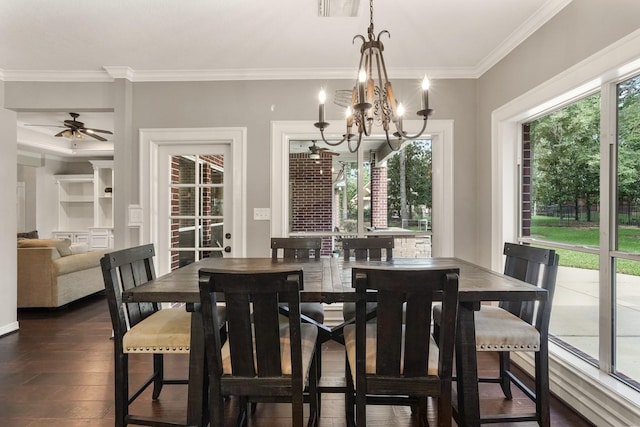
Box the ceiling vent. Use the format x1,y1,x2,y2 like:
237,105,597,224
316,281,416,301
318,0,359,17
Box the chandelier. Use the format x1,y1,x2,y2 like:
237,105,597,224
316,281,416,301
314,0,432,153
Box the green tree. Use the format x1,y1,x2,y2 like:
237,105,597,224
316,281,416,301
617,76,640,224
387,140,433,221
530,93,601,222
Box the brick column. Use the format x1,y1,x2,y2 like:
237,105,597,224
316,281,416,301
371,162,388,228
289,153,333,255
522,123,532,237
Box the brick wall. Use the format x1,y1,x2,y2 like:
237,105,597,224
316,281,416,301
289,152,333,254
522,124,531,237
371,161,388,228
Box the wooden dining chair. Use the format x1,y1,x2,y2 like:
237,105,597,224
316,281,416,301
101,244,193,427
199,268,319,427
344,266,460,427
433,242,559,426
341,237,394,323
271,237,325,324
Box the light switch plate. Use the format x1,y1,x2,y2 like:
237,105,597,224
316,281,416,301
253,207,271,221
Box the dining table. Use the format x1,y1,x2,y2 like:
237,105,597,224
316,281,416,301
122,256,547,427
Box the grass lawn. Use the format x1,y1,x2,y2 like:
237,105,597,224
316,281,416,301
531,216,640,275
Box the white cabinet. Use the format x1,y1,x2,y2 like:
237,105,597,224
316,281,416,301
91,160,114,229
54,160,114,249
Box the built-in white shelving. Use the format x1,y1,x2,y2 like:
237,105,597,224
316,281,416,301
53,160,114,249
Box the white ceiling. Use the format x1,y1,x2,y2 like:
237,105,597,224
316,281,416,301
4,0,571,157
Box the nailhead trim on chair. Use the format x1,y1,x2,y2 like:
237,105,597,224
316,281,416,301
126,346,190,353
477,343,539,351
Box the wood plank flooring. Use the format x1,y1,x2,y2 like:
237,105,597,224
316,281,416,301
0,294,594,426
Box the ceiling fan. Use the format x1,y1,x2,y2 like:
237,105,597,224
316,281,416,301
308,140,338,159
25,112,113,142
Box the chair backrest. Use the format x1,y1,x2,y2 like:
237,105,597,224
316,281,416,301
199,268,305,382
351,266,459,381
271,237,321,260
501,243,559,330
100,244,158,345
342,237,394,261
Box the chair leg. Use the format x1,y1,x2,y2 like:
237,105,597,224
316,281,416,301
209,386,225,427
308,352,319,426
536,350,551,427
315,341,322,419
152,353,164,399
498,351,513,400
356,384,367,427
345,358,355,427
115,353,128,427
438,382,453,427
237,396,249,427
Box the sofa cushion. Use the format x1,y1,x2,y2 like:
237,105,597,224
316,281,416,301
17,238,73,257
55,249,108,275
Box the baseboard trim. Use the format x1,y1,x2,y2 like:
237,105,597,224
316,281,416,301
0,321,19,338
512,344,640,426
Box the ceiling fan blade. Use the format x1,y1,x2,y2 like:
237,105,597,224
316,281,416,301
54,130,67,137
24,124,66,128
79,129,107,141
83,127,113,135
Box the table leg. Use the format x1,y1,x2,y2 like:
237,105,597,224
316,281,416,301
455,301,481,427
187,307,206,427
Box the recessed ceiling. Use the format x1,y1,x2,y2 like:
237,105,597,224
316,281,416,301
17,111,114,158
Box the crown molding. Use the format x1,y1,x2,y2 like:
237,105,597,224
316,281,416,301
475,0,573,77
1,70,112,82
1,66,481,83
103,66,135,80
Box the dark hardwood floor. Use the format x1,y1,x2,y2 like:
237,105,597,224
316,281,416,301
0,293,594,426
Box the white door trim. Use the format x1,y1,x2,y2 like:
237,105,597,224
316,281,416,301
270,120,454,256
139,127,247,274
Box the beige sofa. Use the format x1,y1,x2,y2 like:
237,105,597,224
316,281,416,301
17,238,109,308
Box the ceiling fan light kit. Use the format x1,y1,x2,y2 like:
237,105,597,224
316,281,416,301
314,0,432,153
25,112,113,142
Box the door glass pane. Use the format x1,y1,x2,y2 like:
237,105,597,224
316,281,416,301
201,187,223,216
526,92,601,364
200,219,224,249
615,74,640,386
169,154,225,270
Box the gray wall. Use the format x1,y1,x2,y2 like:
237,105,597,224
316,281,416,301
475,0,640,266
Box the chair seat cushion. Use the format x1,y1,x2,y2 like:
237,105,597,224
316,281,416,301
221,323,318,382
474,305,540,351
301,302,325,323
342,302,377,322
123,308,191,354
433,304,540,351
343,324,440,383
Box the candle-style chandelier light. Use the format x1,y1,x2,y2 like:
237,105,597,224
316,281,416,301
314,0,433,153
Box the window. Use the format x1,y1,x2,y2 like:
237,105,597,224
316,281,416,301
287,139,432,258
522,77,640,389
